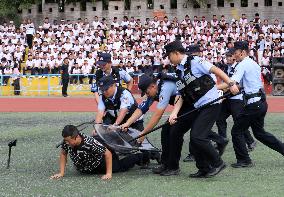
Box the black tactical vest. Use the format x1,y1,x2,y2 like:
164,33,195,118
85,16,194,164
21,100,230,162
175,56,215,104
153,73,177,106
102,86,138,123
96,67,121,87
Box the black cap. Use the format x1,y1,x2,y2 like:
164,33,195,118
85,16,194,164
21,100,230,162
225,48,235,56
98,76,115,92
163,40,186,58
138,74,155,96
97,53,112,66
186,44,201,54
233,41,249,51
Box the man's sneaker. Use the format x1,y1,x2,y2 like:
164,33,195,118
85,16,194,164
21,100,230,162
205,161,226,178
183,154,195,162
217,138,229,156
231,161,254,168
160,169,180,176
247,141,257,152
152,164,167,174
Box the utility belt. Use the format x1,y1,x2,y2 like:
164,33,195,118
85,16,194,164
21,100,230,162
243,88,266,106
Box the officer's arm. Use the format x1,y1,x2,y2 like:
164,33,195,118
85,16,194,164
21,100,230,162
94,92,100,104
126,77,134,91
95,110,105,124
142,108,165,134
96,96,106,124
122,108,143,127
210,65,234,85
120,70,133,91
115,108,129,125
210,65,239,94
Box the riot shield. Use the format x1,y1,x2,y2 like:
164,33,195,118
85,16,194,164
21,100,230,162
93,124,160,154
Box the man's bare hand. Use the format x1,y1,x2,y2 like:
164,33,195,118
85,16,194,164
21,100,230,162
101,173,112,180
50,173,64,180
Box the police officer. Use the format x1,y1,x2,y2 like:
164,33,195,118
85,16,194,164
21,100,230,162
95,75,142,130
95,75,159,167
91,53,133,104
61,58,70,97
120,73,228,175
221,41,284,168
120,73,181,174
166,41,239,178
216,49,257,151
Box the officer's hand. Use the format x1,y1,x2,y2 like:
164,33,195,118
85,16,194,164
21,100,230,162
137,135,145,144
101,173,112,180
229,84,239,95
108,124,119,131
120,123,129,132
50,173,64,180
169,113,178,125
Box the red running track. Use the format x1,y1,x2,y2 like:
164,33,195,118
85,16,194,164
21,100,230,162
0,96,284,112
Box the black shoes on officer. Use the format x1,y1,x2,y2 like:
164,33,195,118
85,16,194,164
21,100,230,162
205,161,226,177
183,154,195,162
160,169,180,176
231,161,254,168
189,170,208,178
189,161,226,178
152,164,167,174
152,164,180,176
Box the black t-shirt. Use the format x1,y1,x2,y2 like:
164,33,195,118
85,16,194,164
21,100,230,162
61,63,69,79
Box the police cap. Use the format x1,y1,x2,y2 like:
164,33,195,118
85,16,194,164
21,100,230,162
186,44,201,54
163,40,186,58
225,48,235,57
138,74,155,96
97,53,112,66
98,76,115,92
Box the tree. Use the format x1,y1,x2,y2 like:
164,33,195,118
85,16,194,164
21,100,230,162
0,0,40,24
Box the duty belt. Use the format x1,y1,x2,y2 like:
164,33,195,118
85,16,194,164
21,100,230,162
244,91,261,100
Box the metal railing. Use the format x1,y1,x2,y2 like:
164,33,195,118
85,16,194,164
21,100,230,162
0,74,97,96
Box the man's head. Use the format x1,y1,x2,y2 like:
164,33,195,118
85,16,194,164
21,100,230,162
98,76,116,98
138,74,158,97
233,41,249,62
225,48,236,64
97,53,112,72
163,40,186,65
62,125,80,147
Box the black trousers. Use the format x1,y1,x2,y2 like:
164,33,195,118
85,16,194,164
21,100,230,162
89,152,144,174
26,34,33,49
232,100,284,163
217,99,255,145
13,78,20,95
62,78,69,96
161,103,195,170
161,104,226,170
190,104,223,172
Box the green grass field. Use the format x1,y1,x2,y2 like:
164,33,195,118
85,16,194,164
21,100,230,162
0,112,284,197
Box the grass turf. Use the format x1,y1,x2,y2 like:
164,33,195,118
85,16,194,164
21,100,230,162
0,112,284,197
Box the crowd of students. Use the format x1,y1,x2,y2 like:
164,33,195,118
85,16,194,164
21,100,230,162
0,13,283,86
